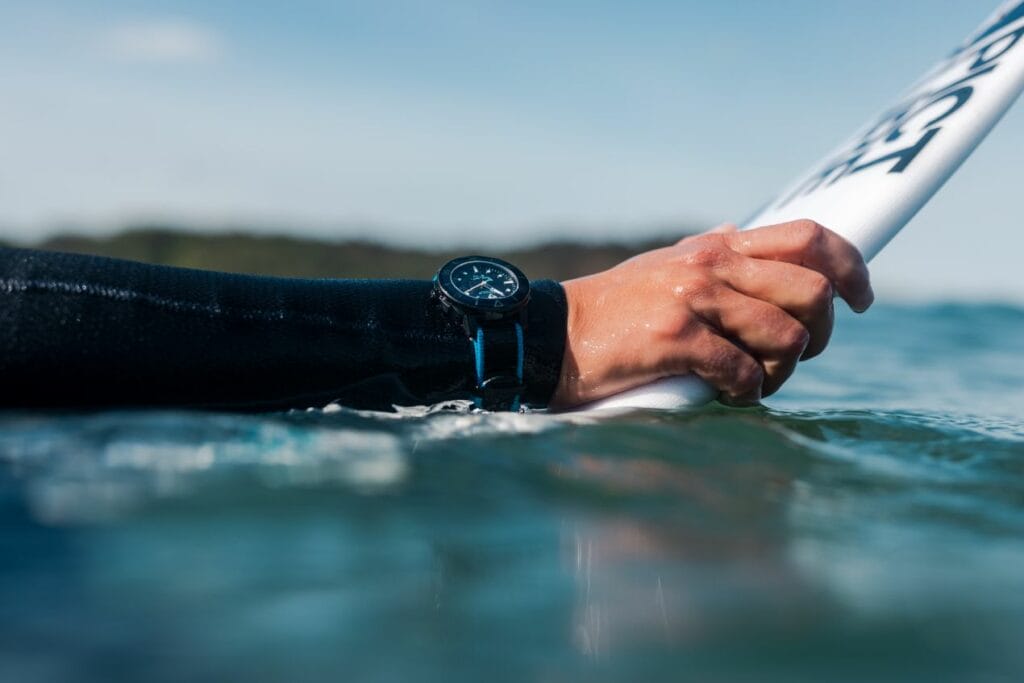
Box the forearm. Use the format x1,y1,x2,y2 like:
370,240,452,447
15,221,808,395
0,247,567,411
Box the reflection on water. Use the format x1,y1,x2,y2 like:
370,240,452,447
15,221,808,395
1,304,1023,682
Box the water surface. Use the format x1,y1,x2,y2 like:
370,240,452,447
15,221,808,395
2,303,1022,682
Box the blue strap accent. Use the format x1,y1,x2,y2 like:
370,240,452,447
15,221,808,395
472,326,486,385
514,322,524,383
472,327,485,408
470,323,524,411
512,321,524,410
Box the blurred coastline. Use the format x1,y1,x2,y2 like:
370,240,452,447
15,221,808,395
3,226,692,281
6,225,1024,304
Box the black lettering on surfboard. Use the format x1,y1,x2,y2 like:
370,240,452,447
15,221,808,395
972,26,1024,70
775,6,1024,209
849,127,940,176
884,85,978,144
961,1,1024,52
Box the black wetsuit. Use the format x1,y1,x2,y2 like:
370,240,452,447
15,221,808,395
0,247,567,412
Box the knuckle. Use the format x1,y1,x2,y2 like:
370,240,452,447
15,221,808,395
792,219,826,251
659,308,699,338
792,218,823,233
806,274,834,310
685,247,721,267
679,235,728,267
779,323,811,356
674,273,716,300
732,359,764,394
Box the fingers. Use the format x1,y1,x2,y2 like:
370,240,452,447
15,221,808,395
677,324,764,405
690,287,809,396
723,219,874,312
715,255,835,359
555,218,871,409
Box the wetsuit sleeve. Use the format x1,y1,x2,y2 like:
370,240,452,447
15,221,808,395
0,247,567,412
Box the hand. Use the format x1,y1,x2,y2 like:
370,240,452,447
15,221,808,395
550,219,873,408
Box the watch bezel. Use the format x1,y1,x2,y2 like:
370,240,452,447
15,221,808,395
434,255,531,314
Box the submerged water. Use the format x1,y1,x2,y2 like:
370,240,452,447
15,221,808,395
1,303,1022,682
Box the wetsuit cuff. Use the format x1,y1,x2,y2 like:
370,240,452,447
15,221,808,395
522,279,567,407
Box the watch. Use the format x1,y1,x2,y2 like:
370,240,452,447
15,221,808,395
433,255,531,410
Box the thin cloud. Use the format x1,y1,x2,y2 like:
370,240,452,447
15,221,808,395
101,19,224,64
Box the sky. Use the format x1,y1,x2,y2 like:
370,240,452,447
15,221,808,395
1,0,1021,301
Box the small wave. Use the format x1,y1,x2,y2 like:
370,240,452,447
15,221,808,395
0,412,408,525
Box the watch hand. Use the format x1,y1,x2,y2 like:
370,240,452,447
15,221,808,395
487,284,504,296
465,281,487,293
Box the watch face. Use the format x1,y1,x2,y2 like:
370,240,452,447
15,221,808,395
436,256,530,312
450,260,519,300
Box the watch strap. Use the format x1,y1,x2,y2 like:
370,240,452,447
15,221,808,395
470,320,525,410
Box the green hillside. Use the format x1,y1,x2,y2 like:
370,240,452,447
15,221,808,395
30,226,693,281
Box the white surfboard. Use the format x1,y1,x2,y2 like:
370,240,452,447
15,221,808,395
582,0,1024,412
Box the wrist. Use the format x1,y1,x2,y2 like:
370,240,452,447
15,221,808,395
550,276,595,408
520,279,569,407
552,270,649,409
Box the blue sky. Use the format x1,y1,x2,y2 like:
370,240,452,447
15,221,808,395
1,1,1021,300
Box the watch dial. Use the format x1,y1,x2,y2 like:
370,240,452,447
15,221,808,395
449,261,519,300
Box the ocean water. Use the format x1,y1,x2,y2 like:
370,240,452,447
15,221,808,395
1,303,1022,682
